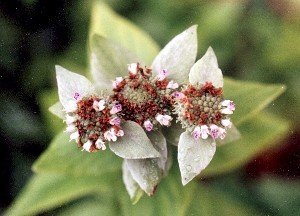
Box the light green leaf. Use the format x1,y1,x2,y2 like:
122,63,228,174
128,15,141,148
56,65,95,109
203,112,290,177
122,161,144,204
151,25,198,83
189,46,224,87
49,101,64,119
178,132,216,185
109,121,160,159
6,173,117,216
224,78,286,125
90,2,159,65
32,132,122,176
89,35,139,91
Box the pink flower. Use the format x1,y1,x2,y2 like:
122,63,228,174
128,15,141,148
192,125,209,140
73,92,81,100
116,129,124,137
109,117,121,125
221,119,232,128
104,128,117,142
143,120,153,131
93,99,106,111
209,124,226,140
172,91,186,99
157,69,169,81
221,100,235,114
155,114,172,126
95,138,106,150
166,80,179,89
110,103,122,114
112,77,123,89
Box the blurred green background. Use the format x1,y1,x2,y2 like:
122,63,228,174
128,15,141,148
0,0,299,215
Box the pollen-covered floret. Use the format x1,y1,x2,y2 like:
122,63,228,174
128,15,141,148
174,82,235,140
64,94,124,152
111,63,178,131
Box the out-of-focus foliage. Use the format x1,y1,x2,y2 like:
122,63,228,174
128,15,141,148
1,0,299,215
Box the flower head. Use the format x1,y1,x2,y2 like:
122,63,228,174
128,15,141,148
64,95,124,152
112,63,177,131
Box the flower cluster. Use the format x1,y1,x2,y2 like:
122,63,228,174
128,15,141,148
112,63,178,131
174,82,235,140
64,94,124,152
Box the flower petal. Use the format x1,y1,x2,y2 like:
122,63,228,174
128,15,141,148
217,124,241,145
109,121,160,159
189,47,224,88
55,66,95,109
178,131,216,186
151,25,198,83
48,101,65,119
122,161,144,204
89,35,139,91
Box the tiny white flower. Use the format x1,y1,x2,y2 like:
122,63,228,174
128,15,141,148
155,114,172,126
110,104,122,114
143,120,153,131
65,124,76,133
218,127,226,140
69,131,79,141
95,138,106,150
192,126,201,140
65,100,78,113
112,77,123,89
157,69,168,81
128,63,138,75
192,125,209,140
221,100,235,114
93,99,106,111
65,114,76,125
109,117,121,125
166,80,179,89
82,140,93,152
221,119,232,128
104,128,117,142
73,92,81,100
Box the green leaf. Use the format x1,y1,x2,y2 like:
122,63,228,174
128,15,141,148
254,178,300,216
89,2,160,65
32,131,122,176
117,169,261,216
189,46,224,88
178,132,216,185
203,112,290,177
151,25,198,83
224,77,286,125
89,35,139,91
109,121,160,159
49,101,64,119
6,173,117,216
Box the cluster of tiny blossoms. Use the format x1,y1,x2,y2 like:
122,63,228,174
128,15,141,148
64,94,124,152
111,63,178,131
173,82,235,140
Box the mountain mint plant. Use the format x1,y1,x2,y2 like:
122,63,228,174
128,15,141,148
49,25,240,202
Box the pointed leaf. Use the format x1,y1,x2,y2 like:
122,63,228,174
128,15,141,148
6,173,117,216
224,78,286,125
189,47,224,87
56,66,95,109
151,25,198,83
33,132,121,176
123,130,168,196
109,121,160,159
178,132,216,185
90,2,159,65
217,124,241,145
90,35,139,91
49,101,65,119
122,161,144,204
